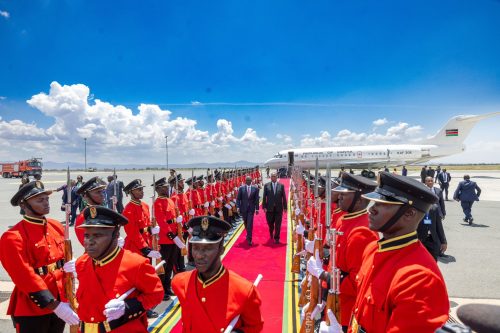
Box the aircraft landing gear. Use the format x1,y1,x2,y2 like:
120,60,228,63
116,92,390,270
361,170,376,179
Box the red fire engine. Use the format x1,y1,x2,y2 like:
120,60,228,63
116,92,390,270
0,158,43,178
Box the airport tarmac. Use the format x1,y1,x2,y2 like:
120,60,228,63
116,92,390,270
0,169,499,332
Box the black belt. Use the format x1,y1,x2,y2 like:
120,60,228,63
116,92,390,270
34,259,65,276
339,269,349,284
166,219,175,224
79,315,143,333
139,227,152,234
195,205,203,209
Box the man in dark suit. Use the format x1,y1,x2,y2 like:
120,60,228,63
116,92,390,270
437,168,451,200
454,175,481,225
237,176,260,245
425,177,446,220
262,172,287,243
420,166,427,183
417,203,447,260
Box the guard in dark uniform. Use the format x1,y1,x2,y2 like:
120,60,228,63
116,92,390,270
72,206,163,332
74,176,107,246
0,181,79,333
172,216,264,333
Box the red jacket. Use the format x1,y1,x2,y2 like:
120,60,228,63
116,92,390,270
335,209,379,326
153,196,178,245
76,247,163,332
122,200,152,255
172,266,263,333
0,216,66,316
349,232,449,333
75,210,86,246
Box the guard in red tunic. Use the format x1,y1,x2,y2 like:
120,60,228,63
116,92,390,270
153,177,185,300
122,179,161,259
72,206,163,333
73,176,107,246
337,172,448,333
0,181,79,333
172,216,264,333
306,173,379,332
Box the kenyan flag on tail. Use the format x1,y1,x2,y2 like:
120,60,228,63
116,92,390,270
446,129,459,136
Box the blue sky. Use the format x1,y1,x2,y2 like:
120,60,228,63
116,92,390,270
0,0,499,164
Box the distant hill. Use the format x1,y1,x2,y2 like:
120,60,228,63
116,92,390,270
42,160,262,170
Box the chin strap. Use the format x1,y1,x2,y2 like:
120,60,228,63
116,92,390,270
347,192,362,213
23,201,45,217
96,226,120,260
378,205,410,232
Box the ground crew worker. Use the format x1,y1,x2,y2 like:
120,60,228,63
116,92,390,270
172,216,264,333
327,172,449,333
0,181,79,333
71,206,163,332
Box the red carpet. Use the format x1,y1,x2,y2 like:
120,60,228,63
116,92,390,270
170,179,290,333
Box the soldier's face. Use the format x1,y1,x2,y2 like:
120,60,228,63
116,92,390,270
331,191,340,203
157,186,168,196
367,201,399,231
88,189,105,205
191,242,224,276
83,227,116,259
131,187,144,200
338,192,355,211
24,193,50,216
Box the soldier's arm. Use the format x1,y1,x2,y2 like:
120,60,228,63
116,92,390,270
239,285,264,333
132,260,164,311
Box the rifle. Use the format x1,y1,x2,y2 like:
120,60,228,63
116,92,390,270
298,170,313,307
325,164,342,324
292,167,304,274
112,168,117,212
151,175,165,275
64,167,78,333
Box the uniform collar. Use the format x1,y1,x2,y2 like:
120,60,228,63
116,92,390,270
23,215,47,225
93,246,121,267
130,199,141,206
197,265,226,288
378,231,418,252
343,209,367,220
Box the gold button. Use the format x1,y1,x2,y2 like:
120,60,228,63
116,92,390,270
367,296,371,301
201,297,206,302
30,296,34,299
221,329,224,332
35,244,38,247
354,308,358,313
133,313,137,317
128,315,133,319
116,293,120,298
91,317,94,321
48,245,51,248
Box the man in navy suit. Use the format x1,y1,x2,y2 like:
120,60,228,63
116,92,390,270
237,176,260,245
454,175,481,225
262,172,287,243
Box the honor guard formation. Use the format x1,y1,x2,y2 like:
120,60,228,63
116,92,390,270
0,164,492,332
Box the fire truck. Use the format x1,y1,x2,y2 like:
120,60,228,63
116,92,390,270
1,158,43,178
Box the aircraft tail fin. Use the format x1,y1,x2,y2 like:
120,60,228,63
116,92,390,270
423,112,500,145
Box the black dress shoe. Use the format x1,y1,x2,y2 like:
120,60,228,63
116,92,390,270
147,310,159,318
274,239,280,244
469,218,473,225
163,294,171,301
247,239,252,246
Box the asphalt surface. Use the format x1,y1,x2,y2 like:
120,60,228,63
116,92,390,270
0,169,499,332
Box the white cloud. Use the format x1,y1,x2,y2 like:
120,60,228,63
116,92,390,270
0,81,282,164
191,101,202,105
372,118,388,126
276,133,293,143
0,10,9,19
0,96,6,100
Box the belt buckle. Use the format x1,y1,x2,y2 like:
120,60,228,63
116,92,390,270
47,262,58,273
83,322,99,333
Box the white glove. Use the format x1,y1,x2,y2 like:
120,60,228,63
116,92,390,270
230,202,235,207
319,309,342,333
307,251,324,279
304,239,314,254
63,259,76,274
224,204,232,210
210,200,215,207
189,208,195,216
218,210,224,217
295,208,301,216
176,215,183,223
311,302,326,320
117,237,125,248
147,250,162,259
296,222,305,236
218,196,223,201
204,201,210,208
53,302,80,325
227,193,232,198
151,226,160,235
173,236,186,249
188,227,193,233
104,298,126,321
300,302,310,322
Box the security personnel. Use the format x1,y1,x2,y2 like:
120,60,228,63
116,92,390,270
74,176,107,246
172,216,264,333
73,206,163,332
0,181,79,333
307,173,379,332
345,172,449,332
153,177,184,300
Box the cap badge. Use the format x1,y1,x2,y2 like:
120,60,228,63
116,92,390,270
90,206,97,218
35,181,42,189
201,217,209,231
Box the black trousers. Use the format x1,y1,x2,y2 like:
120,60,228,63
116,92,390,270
421,237,440,261
13,313,65,333
440,183,449,199
160,243,179,292
266,211,283,241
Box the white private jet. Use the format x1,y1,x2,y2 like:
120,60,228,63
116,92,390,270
264,112,500,178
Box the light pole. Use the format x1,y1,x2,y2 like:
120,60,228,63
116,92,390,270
84,138,87,171
165,135,169,171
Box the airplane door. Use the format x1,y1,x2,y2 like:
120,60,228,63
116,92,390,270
387,149,390,161
357,151,362,159
288,151,295,166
